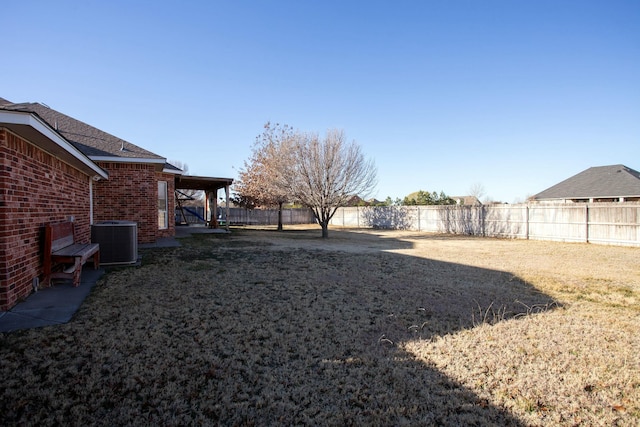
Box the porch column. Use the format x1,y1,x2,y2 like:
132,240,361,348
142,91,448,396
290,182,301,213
207,191,219,228
225,184,230,231
203,191,209,226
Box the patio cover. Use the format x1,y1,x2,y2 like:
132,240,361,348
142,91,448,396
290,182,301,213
175,175,233,229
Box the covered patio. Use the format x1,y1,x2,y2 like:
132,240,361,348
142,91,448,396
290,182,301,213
175,175,233,230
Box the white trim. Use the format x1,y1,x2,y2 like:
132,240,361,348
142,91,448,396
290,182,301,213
158,181,168,230
0,110,108,179
89,155,166,164
163,167,184,175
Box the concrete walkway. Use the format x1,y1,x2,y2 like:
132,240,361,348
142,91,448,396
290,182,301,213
0,225,228,333
0,268,104,333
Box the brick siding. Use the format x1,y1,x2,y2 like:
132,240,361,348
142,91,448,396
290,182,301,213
92,163,175,244
0,129,91,310
0,129,178,310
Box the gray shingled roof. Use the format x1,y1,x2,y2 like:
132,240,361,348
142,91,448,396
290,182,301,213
0,98,164,161
533,165,640,200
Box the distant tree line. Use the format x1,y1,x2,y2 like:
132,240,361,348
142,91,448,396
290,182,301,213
400,190,455,206
368,191,456,207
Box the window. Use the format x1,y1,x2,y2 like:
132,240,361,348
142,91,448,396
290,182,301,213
158,181,168,229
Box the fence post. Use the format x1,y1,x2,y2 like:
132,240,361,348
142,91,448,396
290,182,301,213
585,204,589,243
525,205,529,240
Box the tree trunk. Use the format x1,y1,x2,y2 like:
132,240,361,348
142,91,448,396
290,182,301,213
277,201,283,231
320,221,329,238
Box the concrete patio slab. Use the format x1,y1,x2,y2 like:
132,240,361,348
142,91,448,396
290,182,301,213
0,267,104,333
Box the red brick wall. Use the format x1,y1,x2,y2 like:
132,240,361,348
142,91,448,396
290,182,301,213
0,129,92,310
92,163,175,244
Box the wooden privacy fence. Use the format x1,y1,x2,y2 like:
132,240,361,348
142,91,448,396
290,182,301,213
329,203,640,247
176,207,316,226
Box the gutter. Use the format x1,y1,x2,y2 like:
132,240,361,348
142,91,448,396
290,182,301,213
0,110,108,180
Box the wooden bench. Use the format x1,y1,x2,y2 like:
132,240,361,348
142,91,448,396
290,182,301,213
43,221,100,287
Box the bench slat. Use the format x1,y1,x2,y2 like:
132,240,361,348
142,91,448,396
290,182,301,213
52,243,99,258
51,235,75,252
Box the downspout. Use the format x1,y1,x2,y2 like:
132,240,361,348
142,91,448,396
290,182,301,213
89,177,94,225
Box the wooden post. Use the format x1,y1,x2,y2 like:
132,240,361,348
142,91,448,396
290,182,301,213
203,191,209,226
212,192,219,228
585,204,589,243
225,184,230,231
525,205,530,240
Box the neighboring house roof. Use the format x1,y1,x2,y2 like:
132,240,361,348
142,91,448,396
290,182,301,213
533,164,640,201
451,196,482,205
0,98,166,166
344,195,366,206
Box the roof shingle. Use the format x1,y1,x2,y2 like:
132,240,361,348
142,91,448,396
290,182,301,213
0,98,164,161
533,165,640,200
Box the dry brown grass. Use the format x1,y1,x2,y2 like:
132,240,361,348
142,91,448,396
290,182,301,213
1,226,638,426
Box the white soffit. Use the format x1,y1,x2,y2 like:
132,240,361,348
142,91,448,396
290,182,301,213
0,110,108,179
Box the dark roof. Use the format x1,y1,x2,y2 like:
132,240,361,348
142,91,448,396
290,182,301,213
164,162,183,173
451,195,482,205
176,175,233,192
533,165,640,200
0,107,108,179
0,98,164,161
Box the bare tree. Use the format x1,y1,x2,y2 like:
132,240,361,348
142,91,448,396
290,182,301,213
233,123,294,230
280,129,377,238
468,182,487,204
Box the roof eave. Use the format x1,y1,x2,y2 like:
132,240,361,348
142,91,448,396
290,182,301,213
0,110,108,179
90,155,169,172
176,175,234,192
536,194,640,201
163,167,184,175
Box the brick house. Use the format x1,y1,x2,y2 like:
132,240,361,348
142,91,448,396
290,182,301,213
0,98,231,310
532,165,640,203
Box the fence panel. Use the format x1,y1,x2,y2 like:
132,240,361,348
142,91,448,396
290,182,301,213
435,206,484,235
528,205,587,243
334,207,362,227
178,204,640,246
176,206,206,224
227,208,315,225
175,207,315,226
331,203,640,247
588,204,640,245
484,205,527,238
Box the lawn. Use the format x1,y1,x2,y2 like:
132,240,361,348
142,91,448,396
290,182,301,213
1,226,638,426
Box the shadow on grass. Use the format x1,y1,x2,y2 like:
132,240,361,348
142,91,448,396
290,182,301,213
0,227,559,425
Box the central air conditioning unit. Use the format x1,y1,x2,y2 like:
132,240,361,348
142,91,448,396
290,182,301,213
91,221,138,265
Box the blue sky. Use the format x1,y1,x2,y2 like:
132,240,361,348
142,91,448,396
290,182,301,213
3,1,639,202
